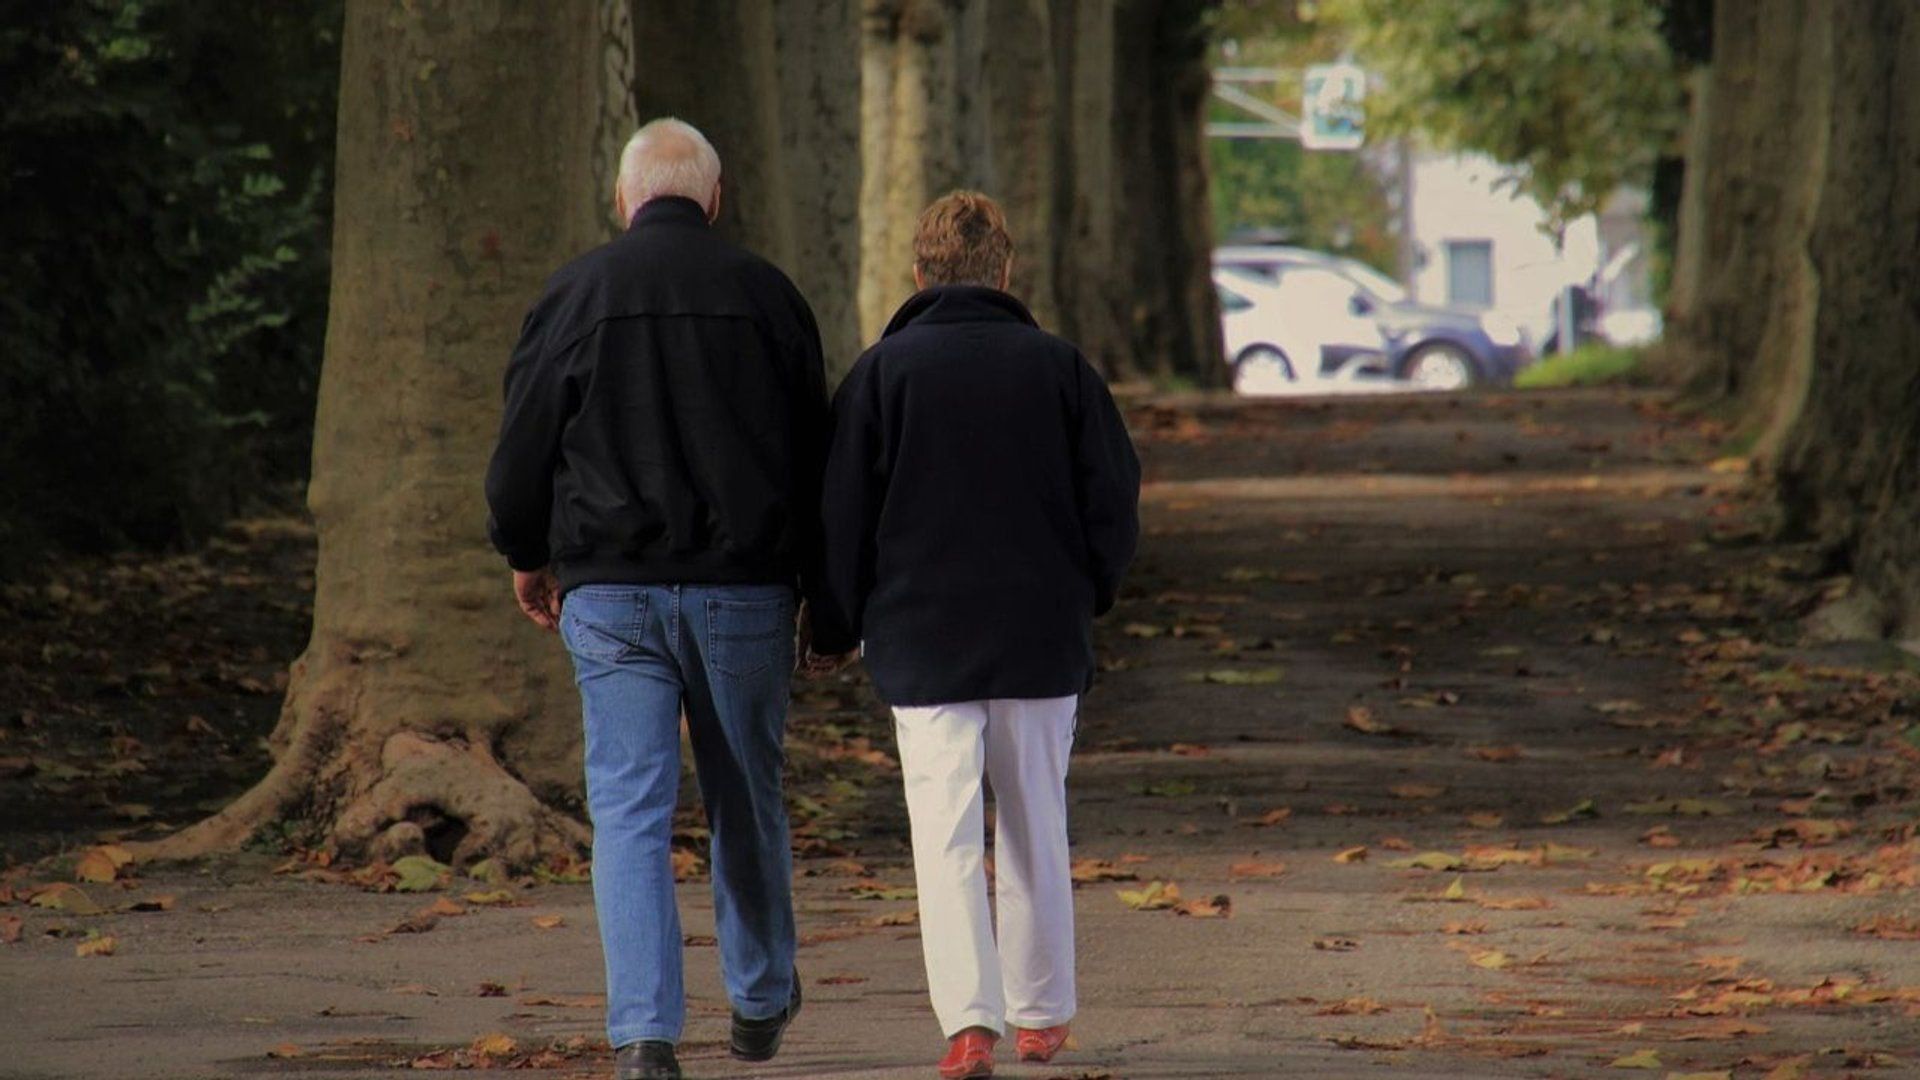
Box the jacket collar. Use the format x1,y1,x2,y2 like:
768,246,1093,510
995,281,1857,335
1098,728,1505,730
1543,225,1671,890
882,285,1038,337
629,195,710,231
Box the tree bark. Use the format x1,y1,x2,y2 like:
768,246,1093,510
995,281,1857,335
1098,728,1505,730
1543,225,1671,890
1112,0,1222,385
634,1,864,374
139,0,633,868
1669,0,1920,646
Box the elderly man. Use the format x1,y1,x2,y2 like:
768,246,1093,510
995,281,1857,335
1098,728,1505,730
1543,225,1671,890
485,118,843,1080
817,191,1140,1078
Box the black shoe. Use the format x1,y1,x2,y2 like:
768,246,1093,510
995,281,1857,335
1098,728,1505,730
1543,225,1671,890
614,1040,681,1080
729,969,803,1062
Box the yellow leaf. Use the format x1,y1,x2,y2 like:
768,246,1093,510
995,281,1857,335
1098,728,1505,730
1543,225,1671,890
1388,851,1464,871
462,890,517,906
75,933,117,958
1610,1049,1661,1069
1442,876,1468,901
1116,881,1181,911
1333,846,1368,864
74,844,133,884
1469,949,1511,970
28,883,103,915
469,1033,517,1059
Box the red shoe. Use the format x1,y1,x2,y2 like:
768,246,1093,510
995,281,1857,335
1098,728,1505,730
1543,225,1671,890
937,1028,996,1079
1013,1024,1071,1063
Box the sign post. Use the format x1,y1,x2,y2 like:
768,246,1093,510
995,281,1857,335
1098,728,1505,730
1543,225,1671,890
1301,62,1366,151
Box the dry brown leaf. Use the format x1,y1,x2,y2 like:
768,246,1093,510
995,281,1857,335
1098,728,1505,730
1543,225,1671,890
1467,745,1523,763
1071,859,1139,884
0,915,21,944
1227,860,1287,881
1250,807,1293,827
1175,893,1231,918
530,914,565,930
1390,783,1447,800
1333,846,1368,864
1465,812,1506,828
73,845,133,884
75,933,116,958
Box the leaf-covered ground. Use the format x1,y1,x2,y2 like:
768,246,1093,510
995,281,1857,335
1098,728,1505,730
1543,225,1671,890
5,389,1919,1079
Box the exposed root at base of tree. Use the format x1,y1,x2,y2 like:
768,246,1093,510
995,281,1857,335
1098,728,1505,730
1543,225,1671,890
130,663,588,872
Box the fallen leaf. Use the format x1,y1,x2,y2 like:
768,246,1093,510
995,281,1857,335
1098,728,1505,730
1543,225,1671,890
1390,783,1447,799
1169,742,1211,757
1250,807,1293,827
1116,881,1181,911
1469,949,1511,970
1071,859,1139,884
864,909,918,927
1609,1049,1661,1069
1466,812,1506,828
1227,860,1287,880
1540,798,1598,825
1467,745,1523,762
1313,937,1360,951
1175,894,1231,918
531,914,565,930
1333,846,1369,864
266,1044,302,1059
1441,920,1487,934
1388,851,1464,871
1,915,20,943
462,889,518,906
391,855,452,893
73,845,134,884
476,981,508,997
1139,779,1197,798
469,1032,517,1059
1853,915,1920,940
27,883,102,915
1343,706,1402,735
75,933,116,957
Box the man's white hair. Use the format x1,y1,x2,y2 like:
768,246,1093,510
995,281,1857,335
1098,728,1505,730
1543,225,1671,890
617,118,721,211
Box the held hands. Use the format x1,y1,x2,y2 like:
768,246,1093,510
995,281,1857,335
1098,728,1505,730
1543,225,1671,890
794,600,857,677
513,568,562,631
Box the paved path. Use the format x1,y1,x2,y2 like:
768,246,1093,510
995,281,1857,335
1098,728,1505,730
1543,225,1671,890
9,390,1920,1079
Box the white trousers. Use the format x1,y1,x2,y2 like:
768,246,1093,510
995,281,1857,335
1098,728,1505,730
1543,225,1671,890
892,696,1078,1038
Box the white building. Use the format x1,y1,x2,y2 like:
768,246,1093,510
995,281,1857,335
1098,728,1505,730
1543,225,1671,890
1404,150,1657,348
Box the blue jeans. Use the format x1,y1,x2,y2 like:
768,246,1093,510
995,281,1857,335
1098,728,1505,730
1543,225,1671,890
560,583,798,1048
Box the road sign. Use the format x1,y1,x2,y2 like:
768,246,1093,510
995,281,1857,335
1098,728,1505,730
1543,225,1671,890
1302,62,1365,151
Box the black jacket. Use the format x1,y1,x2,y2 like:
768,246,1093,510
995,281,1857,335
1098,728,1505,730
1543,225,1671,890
818,286,1140,706
484,196,838,632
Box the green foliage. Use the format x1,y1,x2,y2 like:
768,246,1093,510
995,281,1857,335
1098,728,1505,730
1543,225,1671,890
0,0,341,561
1206,2,1397,270
1514,344,1649,389
1209,137,1397,269
1330,0,1683,223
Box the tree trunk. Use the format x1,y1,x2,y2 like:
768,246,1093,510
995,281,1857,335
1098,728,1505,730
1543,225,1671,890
1112,0,1222,386
1669,0,1920,646
857,0,990,341
633,1,864,374
139,0,633,869
1773,1,1920,645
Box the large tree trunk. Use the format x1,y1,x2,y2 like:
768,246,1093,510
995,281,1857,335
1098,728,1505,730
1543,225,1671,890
1669,0,1920,646
634,2,864,374
139,0,634,868
1112,0,1222,386
1773,1,1920,645
857,0,990,341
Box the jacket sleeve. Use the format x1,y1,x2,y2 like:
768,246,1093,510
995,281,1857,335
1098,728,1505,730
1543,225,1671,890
1073,353,1141,615
813,353,883,653
484,302,572,571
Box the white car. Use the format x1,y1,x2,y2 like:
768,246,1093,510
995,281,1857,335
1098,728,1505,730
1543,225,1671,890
1214,267,1391,395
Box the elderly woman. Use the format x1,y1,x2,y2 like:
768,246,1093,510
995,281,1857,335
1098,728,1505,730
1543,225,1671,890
814,191,1141,1078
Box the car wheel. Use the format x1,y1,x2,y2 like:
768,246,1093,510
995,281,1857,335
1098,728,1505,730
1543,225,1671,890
1232,346,1297,394
1402,343,1478,391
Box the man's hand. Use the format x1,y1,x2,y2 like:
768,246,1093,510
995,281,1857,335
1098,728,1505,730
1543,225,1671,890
800,648,857,677
513,568,562,631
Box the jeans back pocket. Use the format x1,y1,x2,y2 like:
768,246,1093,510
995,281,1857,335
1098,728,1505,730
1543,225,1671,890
561,587,649,663
705,591,793,679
